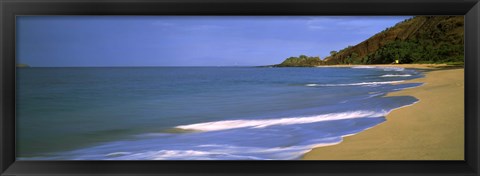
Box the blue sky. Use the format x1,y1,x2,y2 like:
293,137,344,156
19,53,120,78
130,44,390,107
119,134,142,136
17,16,410,67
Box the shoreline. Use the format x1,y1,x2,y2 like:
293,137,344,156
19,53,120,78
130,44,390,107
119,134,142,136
315,63,461,69
302,65,464,160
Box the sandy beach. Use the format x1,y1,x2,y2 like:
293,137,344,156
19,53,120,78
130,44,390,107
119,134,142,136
303,64,464,160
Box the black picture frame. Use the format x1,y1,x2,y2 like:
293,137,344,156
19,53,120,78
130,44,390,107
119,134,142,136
1,0,479,175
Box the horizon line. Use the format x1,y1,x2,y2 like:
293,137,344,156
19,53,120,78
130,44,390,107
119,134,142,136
17,65,271,68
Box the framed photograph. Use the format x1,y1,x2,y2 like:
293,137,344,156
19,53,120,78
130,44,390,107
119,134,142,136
1,0,479,175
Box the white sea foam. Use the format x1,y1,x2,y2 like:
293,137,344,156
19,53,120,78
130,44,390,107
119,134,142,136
99,103,425,160
380,74,412,77
108,149,272,160
352,66,405,71
176,110,386,132
305,84,318,87
352,66,376,69
305,80,404,87
367,92,384,98
98,141,345,160
105,152,132,157
381,67,405,71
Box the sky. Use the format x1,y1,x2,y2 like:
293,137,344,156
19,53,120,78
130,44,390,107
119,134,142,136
17,16,411,67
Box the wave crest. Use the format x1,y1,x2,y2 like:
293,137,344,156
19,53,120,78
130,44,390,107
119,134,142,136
380,74,412,77
305,80,404,87
176,110,386,132
352,66,405,71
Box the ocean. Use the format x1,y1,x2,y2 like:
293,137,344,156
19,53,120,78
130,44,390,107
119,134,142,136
16,66,423,160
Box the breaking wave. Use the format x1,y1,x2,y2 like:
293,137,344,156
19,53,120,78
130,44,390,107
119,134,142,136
380,74,412,77
176,110,386,132
305,80,404,87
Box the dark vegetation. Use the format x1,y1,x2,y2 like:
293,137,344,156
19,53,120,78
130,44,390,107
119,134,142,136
276,55,325,67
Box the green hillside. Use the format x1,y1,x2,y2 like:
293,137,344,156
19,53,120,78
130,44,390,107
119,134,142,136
276,55,324,67
276,16,464,66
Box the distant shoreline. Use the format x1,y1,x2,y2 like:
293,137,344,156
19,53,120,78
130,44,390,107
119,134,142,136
16,63,464,69
302,67,464,160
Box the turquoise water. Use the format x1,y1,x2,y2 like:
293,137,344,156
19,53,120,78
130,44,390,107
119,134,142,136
17,66,423,160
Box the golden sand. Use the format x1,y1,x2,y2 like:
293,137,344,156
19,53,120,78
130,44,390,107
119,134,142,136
303,65,464,160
